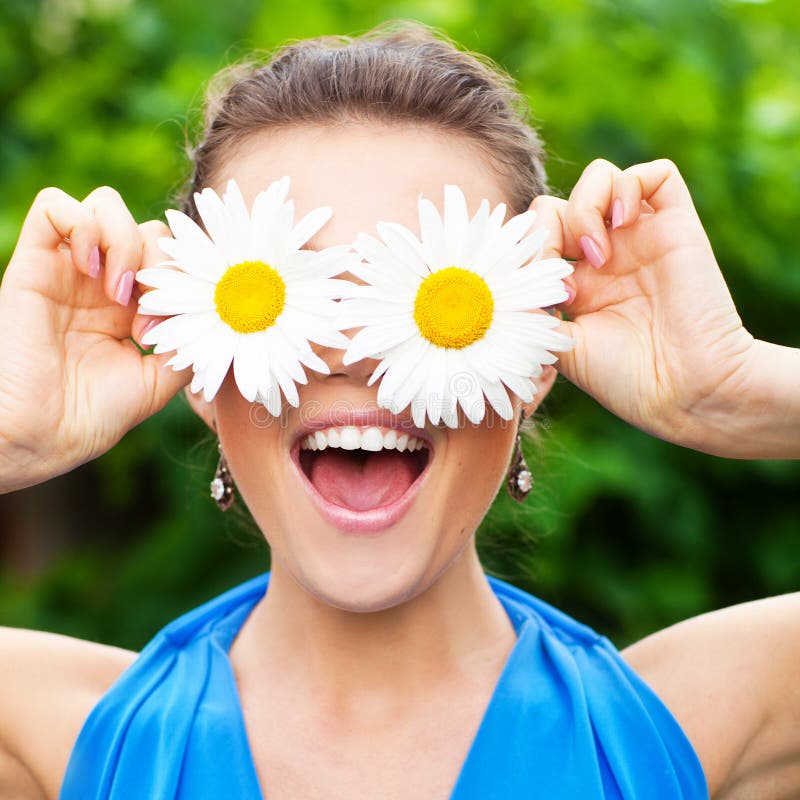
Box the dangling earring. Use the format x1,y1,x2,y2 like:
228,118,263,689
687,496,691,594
210,440,235,511
506,410,533,502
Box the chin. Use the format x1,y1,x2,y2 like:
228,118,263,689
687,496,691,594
297,566,433,613
273,493,449,613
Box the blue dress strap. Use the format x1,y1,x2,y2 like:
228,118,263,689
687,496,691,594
59,575,267,799
59,572,709,799
450,577,709,798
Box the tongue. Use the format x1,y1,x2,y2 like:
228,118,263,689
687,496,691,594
310,449,418,511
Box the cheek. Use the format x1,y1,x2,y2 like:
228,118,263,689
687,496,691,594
212,380,289,528
434,421,517,539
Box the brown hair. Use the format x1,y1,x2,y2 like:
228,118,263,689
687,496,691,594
179,20,548,219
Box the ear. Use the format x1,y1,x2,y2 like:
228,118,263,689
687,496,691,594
521,364,558,419
184,385,217,433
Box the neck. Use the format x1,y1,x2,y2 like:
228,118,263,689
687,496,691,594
236,544,517,713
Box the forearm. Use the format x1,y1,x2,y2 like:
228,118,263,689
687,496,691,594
682,338,800,460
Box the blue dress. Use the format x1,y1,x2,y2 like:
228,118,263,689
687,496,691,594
59,572,709,798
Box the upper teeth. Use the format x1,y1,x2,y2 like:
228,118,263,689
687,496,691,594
300,426,426,452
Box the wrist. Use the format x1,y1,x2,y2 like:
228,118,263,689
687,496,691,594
0,429,57,494
735,338,800,458
674,338,800,459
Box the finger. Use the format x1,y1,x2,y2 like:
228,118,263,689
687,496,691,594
139,347,193,419
550,318,586,387
529,194,582,260
527,194,579,312
82,186,144,307
14,187,101,277
565,159,623,269
610,169,645,230
618,159,695,218
131,219,173,347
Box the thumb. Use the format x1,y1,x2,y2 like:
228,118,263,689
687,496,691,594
139,350,193,420
552,318,587,389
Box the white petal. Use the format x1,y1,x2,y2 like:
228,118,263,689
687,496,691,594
288,206,332,251
481,379,514,421
500,372,536,403
193,320,236,372
483,229,550,278
141,310,218,350
137,286,215,315
193,187,230,255
375,222,429,278
255,197,293,263
271,356,300,407
460,199,490,271
161,211,228,281
135,267,214,294
471,202,508,264
222,179,253,262
276,311,350,350
418,197,448,270
370,336,425,394
443,184,469,265
491,263,572,310
448,351,487,424
232,333,265,402
423,347,449,425
202,343,235,402
380,341,431,417
493,311,576,352
342,320,417,365
353,234,424,290
257,366,283,416
297,348,330,375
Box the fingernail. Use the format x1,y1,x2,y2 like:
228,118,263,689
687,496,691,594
564,284,576,306
579,235,606,269
88,246,100,278
611,198,624,230
114,270,134,306
138,317,160,346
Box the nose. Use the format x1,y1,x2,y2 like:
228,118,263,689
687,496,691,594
311,331,378,384
306,259,378,383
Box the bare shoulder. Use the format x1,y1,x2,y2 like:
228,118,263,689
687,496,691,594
621,592,800,800
0,626,137,800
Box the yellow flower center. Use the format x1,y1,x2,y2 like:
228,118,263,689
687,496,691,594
214,260,286,333
413,267,494,349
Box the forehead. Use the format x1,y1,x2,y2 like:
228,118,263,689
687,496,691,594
213,122,510,247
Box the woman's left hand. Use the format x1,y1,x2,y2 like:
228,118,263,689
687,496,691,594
532,158,763,457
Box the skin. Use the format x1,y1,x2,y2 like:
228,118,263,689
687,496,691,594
0,121,798,799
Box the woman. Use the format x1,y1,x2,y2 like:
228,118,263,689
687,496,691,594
0,22,798,800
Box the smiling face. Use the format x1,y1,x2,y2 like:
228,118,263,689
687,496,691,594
187,122,557,612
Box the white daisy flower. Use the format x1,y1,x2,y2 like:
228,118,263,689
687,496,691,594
336,184,575,428
135,177,354,415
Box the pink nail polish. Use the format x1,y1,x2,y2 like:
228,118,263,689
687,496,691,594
138,317,160,345
88,246,100,278
611,199,624,230
115,270,134,306
579,235,606,269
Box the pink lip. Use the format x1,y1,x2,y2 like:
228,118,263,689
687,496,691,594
287,410,434,535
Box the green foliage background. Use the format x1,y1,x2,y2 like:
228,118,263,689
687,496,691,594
0,0,798,651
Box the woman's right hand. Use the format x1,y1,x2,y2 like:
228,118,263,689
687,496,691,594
0,186,191,493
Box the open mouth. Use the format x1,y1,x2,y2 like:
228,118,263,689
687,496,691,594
291,424,432,533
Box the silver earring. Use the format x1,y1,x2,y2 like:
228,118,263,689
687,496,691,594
506,411,533,502
210,441,235,511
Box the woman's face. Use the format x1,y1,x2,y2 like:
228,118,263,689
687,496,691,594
191,123,556,612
